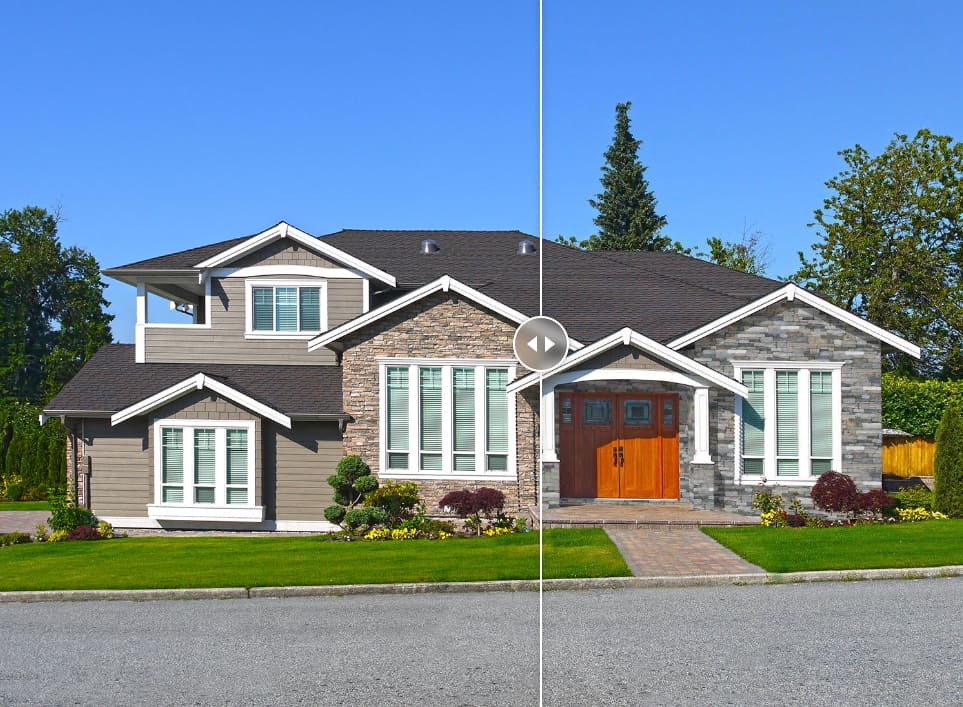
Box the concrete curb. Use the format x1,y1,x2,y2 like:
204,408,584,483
1,565,961,603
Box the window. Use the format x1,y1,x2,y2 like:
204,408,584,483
735,363,841,482
381,361,516,477
154,420,255,507
246,280,325,336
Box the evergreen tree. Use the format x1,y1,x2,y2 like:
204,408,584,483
0,206,113,403
46,433,66,492
933,404,963,517
581,102,680,252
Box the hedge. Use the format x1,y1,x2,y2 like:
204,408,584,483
0,401,66,500
882,373,963,438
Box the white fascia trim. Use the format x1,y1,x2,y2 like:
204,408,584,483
308,275,575,351
507,327,748,398
147,505,266,523
731,360,846,370
110,373,292,428
194,221,397,286
211,265,365,279
667,284,921,358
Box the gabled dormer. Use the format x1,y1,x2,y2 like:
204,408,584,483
104,222,396,365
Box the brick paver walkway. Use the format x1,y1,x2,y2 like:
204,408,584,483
0,511,50,534
537,503,758,527
605,526,765,577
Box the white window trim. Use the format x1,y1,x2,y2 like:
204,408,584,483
378,360,517,480
733,361,843,486
148,419,264,523
244,279,328,340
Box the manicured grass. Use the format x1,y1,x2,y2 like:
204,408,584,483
0,528,630,591
0,501,50,512
703,520,963,573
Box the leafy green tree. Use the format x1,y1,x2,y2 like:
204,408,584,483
697,225,770,274
0,206,113,403
566,102,683,252
792,130,963,377
933,404,963,517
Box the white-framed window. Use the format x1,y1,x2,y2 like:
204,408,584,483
734,362,843,484
153,419,256,508
379,359,516,479
244,279,326,338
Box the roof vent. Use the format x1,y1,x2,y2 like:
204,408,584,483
420,239,440,254
516,239,537,255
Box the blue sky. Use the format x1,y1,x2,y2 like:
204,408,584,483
3,1,961,342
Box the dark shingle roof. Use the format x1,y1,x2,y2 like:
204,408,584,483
102,226,787,345
320,230,785,344
45,345,345,417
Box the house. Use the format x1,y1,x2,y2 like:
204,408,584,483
42,222,920,530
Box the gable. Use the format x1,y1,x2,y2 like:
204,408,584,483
230,239,340,269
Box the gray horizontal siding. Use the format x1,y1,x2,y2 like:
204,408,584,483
232,239,339,268
268,421,342,521
84,419,151,517
144,277,363,365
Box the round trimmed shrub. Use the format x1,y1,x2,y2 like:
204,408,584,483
810,471,859,514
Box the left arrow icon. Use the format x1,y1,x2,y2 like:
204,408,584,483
527,335,540,352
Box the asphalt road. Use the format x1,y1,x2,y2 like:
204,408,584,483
1,578,961,706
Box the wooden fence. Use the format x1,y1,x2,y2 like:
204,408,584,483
883,437,935,478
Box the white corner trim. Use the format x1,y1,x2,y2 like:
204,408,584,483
193,221,397,286
308,275,575,351
667,284,921,358
507,327,747,398
110,373,292,428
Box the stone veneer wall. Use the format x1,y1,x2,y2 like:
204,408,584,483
684,299,883,513
340,292,538,514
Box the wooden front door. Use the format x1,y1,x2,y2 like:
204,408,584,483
558,392,679,499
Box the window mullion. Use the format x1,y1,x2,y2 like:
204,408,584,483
215,428,226,506
475,366,486,473
441,365,453,473
763,368,777,478
409,365,419,470
798,369,811,479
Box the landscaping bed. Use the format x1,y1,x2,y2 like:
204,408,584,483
0,528,630,591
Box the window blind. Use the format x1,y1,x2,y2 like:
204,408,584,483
741,370,765,475
776,371,799,476
486,369,509,471
161,428,183,502
299,287,321,330
386,367,409,469
810,371,833,460
194,428,216,502
420,368,442,470
274,287,298,331
252,288,274,331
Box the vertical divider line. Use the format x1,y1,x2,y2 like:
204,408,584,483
537,1,544,706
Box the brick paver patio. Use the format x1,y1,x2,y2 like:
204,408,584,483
0,511,50,534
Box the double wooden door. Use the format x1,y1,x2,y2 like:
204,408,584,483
558,392,679,499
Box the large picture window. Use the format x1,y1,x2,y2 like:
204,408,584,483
246,280,325,336
154,420,255,508
381,361,516,478
736,363,841,482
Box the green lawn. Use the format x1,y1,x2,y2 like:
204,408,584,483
704,520,963,573
0,501,50,512
0,528,630,591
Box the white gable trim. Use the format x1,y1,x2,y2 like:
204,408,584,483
506,327,748,398
110,373,292,428
194,222,397,287
667,283,921,357
307,275,582,351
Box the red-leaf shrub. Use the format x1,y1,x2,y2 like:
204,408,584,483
66,525,102,541
785,513,806,527
472,488,506,518
439,490,475,517
811,472,860,514
857,489,898,515
438,488,506,518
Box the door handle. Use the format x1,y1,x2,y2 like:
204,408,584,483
619,446,624,466
613,447,618,466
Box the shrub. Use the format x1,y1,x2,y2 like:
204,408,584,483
760,509,788,527
4,481,24,502
896,507,950,523
34,523,48,542
439,488,508,536
48,529,69,543
752,487,784,514
811,472,860,515
97,521,114,539
0,532,32,547
438,490,475,517
323,455,380,530
364,481,421,525
342,506,389,532
894,485,933,511
933,404,963,518
472,488,506,519
66,525,102,541
785,513,806,528
883,373,963,437
47,492,97,532
857,489,898,517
